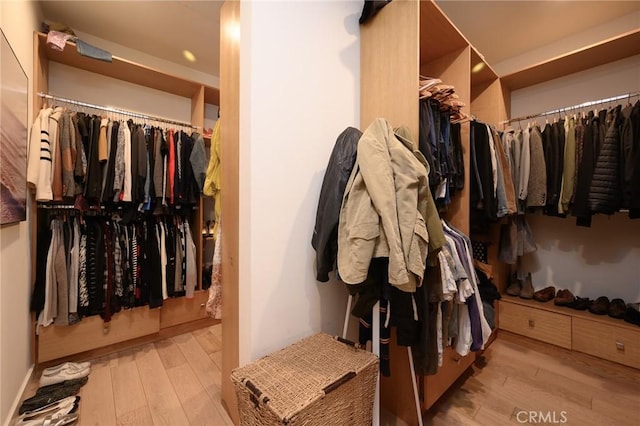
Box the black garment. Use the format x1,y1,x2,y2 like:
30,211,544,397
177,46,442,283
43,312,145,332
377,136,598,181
451,122,464,193
312,127,361,282
146,220,163,309
359,0,392,24
31,212,53,314
136,126,147,203
471,121,497,220
102,121,119,203
165,220,177,297
573,113,597,227
544,121,565,216
84,116,102,200
84,218,104,317
419,100,438,191
589,106,622,214
626,101,640,218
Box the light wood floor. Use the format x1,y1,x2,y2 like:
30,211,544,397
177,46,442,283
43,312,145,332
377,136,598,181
21,322,232,426
19,329,639,426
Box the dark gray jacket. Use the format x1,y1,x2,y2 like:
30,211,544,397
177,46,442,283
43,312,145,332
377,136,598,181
312,127,361,282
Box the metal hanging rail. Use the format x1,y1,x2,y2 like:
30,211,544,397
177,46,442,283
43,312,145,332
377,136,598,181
502,91,640,125
38,92,199,129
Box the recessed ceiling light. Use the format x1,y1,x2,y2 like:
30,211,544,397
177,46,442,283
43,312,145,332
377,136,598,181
183,50,196,62
471,62,486,74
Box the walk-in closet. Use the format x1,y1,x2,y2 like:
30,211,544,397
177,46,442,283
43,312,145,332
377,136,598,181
1,1,639,426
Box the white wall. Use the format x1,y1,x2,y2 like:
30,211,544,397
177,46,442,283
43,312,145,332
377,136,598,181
238,0,361,363
511,55,640,303
0,1,42,424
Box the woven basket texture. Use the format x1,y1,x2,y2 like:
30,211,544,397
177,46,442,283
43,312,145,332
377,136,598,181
232,333,379,425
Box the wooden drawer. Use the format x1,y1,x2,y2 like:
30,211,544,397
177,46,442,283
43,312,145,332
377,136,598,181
159,290,212,329
38,306,160,362
572,317,640,369
499,301,571,349
423,347,475,409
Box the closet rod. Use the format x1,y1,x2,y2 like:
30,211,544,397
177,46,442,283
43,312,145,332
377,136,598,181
503,91,640,124
38,92,199,129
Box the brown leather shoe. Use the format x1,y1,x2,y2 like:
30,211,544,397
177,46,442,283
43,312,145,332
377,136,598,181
534,286,556,302
554,289,575,306
608,298,626,319
520,273,534,299
588,296,610,315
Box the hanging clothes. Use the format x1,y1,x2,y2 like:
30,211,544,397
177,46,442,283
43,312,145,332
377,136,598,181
206,218,223,319
203,119,222,236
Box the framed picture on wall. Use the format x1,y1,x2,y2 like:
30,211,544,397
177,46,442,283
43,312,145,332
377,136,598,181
0,29,28,225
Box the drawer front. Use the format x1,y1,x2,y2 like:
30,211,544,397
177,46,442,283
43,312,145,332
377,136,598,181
423,347,475,408
572,317,640,369
499,302,571,349
159,290,212,329
39,306,160,362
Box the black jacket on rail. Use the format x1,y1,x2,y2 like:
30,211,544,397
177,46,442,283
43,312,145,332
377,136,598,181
312,127,362,282
589,105,622,214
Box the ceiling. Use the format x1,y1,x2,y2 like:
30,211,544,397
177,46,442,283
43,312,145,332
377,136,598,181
435,0,640,66
38,1,639,80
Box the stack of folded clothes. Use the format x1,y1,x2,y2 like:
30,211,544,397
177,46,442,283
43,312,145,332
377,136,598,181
419,76,468,122
16,362,90,426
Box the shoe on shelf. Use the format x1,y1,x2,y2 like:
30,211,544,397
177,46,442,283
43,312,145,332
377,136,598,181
588,296,610,315
608,298,627,319
505,276,522,296
534,286,556,302
554,289,575,306
567,296,592,311
624,307,640,327
520,273,534,299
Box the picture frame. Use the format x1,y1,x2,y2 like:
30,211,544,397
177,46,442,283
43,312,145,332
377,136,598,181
0,28,29,225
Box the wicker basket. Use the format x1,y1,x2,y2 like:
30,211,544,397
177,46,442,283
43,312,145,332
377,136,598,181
231,333,379,425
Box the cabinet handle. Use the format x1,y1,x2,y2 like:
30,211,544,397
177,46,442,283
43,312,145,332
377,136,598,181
528,319,535,327
616,341,625,351
200,303,205,307
452,357,461,365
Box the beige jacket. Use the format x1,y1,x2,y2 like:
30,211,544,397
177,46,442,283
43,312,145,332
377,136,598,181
337,118,430,292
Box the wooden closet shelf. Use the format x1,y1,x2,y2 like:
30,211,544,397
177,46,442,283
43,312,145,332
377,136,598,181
501,29,640,90
38,32,220,102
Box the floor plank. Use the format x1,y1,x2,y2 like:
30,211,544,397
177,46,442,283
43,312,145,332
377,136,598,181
154,338,188,370
134,343,190,426
166,361,230,426
78,356,117,426
192,327,222,354
110,349,148,420
116,406,154,426
172,332,222,397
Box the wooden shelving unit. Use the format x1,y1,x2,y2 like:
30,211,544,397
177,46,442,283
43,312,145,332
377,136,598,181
32,31,220,363
500,29,640,91
361,1,509,423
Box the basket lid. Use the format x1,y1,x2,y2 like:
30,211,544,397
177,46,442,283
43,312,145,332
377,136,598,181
231,333,378,422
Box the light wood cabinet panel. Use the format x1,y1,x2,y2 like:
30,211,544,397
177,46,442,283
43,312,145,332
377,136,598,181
38,307,160,362
159,290,212,329
499,300,571,349
423,347,475,409
572,317,640,369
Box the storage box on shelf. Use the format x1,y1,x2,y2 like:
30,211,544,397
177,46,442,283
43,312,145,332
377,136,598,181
32,31,220,363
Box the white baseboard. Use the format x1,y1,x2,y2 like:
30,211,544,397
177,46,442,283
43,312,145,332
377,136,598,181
2,364,34,426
